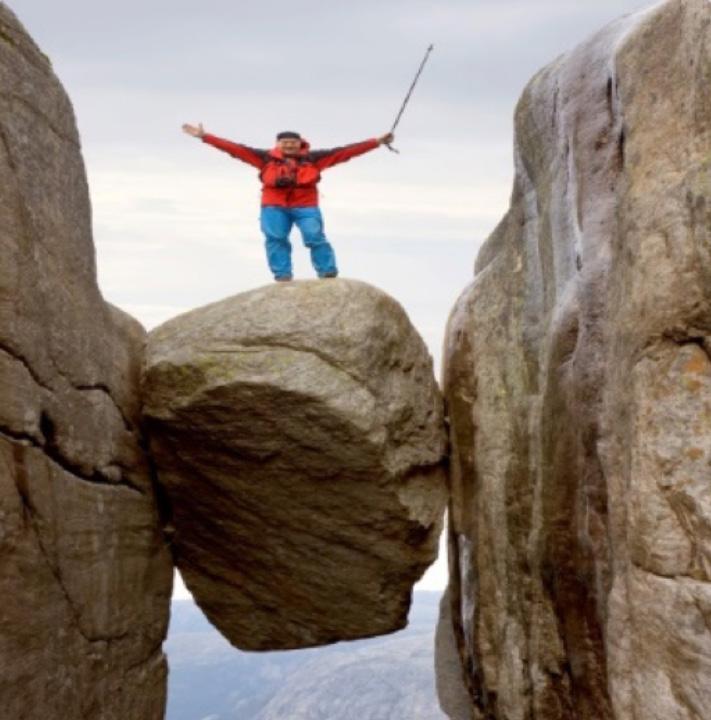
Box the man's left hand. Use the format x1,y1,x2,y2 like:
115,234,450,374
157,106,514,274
378,132,395,145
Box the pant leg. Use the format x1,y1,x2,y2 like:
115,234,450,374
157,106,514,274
260,205,294,279
291,206,338,277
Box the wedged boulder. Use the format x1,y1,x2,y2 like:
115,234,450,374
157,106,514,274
437,0,711,718
142,279,447,650
0,5,172,718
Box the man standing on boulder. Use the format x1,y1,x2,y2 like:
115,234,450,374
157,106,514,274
182,124,394,282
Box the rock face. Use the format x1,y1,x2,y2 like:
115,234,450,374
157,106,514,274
437,1,711,718
0,5,173,718
143,279,447,650
435,589,475,720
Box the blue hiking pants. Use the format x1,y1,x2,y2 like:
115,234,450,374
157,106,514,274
259,205,338,280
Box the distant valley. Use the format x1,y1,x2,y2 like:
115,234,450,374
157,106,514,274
166,592,446,720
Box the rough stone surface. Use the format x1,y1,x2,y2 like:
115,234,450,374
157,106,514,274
435,589,475,720
437,1,711,718
0,4,173,718
143,279,447,651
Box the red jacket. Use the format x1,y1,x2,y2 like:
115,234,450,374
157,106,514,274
201,133,380,207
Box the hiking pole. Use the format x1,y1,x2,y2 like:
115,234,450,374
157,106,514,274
386,43,434,153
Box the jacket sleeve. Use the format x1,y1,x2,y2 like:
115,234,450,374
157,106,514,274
201,133,268,168
311,139,380,170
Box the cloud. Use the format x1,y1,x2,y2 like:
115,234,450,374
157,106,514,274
13,0,653,389
13,0,652,361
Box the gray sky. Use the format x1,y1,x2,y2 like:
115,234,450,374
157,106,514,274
14,0,651,594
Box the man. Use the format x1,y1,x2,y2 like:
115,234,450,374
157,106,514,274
182,123,395,282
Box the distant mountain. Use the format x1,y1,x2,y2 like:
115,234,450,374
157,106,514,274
166,592,446,720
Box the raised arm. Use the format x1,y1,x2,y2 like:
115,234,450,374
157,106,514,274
182,122,268,169
311,132,395,170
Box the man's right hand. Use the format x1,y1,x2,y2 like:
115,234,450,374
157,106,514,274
182,122,205,138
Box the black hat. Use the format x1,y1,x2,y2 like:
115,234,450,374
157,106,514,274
276,131,301,140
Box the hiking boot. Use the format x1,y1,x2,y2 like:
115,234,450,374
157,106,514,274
274,275,293,282
319,272,338,279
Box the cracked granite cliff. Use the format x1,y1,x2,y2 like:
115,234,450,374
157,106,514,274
437,1,711,718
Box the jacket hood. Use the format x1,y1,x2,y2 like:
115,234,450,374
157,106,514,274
268,137,311,159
